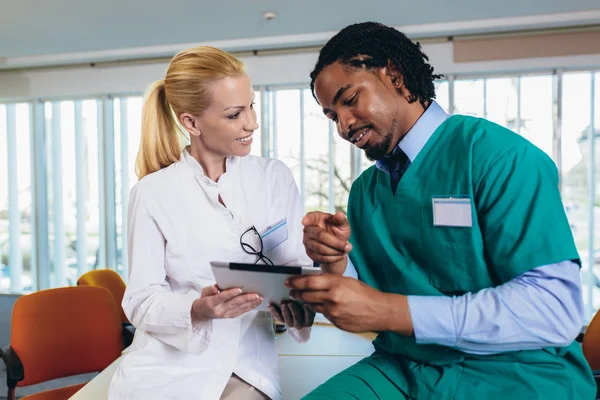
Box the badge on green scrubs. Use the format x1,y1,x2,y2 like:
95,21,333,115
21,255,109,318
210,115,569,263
432,197,472,227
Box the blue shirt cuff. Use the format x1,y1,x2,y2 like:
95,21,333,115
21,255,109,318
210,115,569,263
407,295,458,348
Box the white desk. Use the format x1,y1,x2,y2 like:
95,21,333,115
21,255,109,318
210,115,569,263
70,325,376,400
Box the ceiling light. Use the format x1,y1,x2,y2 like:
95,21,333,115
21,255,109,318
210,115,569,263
263,11,276,21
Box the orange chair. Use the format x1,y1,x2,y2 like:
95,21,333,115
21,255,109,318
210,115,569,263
77,269,128,323
77,269,135,347
0,286,123,400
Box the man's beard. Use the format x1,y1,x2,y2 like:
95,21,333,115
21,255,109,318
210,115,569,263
363,118,398,161
365,118,398,161
364,132,393,161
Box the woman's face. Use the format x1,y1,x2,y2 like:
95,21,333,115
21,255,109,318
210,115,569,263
183,73,258,158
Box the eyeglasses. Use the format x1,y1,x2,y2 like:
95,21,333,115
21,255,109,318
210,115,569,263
240,226,274,266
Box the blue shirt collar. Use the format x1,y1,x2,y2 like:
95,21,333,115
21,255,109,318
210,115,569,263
375,100,449,174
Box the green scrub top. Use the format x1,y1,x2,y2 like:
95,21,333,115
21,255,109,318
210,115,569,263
305,115,596,400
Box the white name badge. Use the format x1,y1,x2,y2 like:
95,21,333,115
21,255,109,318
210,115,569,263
432,197,473,227
260,218,289,253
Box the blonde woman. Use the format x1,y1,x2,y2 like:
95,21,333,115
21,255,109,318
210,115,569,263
108,46,315,400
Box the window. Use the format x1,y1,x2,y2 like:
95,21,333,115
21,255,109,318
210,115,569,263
454,79,485,117
485,77,518,130
0,106,6,281
275,90,302,189
114,97,143,281
594,73,600,313
265,88,353,213
435,80,450,113
303,89,333,212
252,90,262,157
0,104,34,292
520,75,554,158
558,72,598,317
0,69,598,323
44,100,102,287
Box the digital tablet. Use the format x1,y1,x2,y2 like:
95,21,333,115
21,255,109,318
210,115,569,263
210,261,322,311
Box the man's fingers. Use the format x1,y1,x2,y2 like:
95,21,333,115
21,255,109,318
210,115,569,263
287,302,305,329
305,253,346,265
286,274,337,290
304,303,315,326
269,305,284,322
304,226,348,252
304,237,346,256
302,211,331,228
332,212,350,229
306,303,326,315
281,303,296,327
290,289,331,304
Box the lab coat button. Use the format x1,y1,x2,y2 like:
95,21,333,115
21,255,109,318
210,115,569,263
259,378,267,387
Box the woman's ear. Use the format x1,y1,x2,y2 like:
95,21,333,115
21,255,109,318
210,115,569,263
180,113,202,137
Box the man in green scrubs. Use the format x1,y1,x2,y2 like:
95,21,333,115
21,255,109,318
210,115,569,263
287,22,596,399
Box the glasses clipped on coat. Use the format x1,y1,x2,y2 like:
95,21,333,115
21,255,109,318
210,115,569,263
240,226,274,266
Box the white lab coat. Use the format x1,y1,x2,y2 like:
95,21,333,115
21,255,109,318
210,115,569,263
108,149,312,400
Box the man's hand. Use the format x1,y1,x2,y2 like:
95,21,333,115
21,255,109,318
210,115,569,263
302,211,352,275
269,301,315,330
286,274,413,335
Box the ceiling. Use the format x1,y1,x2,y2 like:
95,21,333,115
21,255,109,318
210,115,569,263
1,0,600,67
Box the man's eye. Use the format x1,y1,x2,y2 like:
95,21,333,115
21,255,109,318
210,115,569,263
343,94,356,106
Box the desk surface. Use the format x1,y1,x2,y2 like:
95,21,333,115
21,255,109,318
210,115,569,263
70,325,376,400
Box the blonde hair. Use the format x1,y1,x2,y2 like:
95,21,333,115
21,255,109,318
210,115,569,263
135,46,245,179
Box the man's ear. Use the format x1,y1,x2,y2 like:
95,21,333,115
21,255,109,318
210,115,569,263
179,113,202,137
385,59,404,89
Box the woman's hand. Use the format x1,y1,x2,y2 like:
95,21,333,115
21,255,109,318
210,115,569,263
269,301,315,329
192,285,263,322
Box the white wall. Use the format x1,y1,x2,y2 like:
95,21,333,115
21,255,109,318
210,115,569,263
1,41,600,102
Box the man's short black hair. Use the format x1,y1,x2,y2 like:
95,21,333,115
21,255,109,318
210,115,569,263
310,22,443,107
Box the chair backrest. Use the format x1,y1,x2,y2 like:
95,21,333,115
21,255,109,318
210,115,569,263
77,269,128,323
11,286,123,387
583,309,600,370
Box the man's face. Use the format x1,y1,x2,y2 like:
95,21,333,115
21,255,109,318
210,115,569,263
314,61,423,161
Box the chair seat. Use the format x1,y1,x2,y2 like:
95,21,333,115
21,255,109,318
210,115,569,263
20,382,86,400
